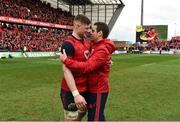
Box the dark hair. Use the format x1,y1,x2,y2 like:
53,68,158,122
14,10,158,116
94,22,109,38
150,28,155,31
74,14,91,25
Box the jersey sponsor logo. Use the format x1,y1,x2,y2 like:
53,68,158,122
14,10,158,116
84,50,90,59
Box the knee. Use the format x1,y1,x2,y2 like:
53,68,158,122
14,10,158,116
64,110,79,121
64,110,87,121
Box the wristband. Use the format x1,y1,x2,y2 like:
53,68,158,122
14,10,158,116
72,90,80,97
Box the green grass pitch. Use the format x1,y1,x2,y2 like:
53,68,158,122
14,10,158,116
0,54,180,121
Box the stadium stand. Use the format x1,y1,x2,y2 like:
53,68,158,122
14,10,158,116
114,40,180,54
0,0,74,25
0,22,71,52
0,0,124,55
146,40,180,51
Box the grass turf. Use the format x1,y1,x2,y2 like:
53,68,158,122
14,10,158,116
0,54,180,120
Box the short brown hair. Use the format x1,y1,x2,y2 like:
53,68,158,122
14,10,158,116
74,14,91,25
94,22,109,38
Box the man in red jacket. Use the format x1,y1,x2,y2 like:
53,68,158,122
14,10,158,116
60,14,91,121
60,22,116,121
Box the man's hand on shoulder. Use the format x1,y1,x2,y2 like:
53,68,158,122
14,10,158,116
59,49,67,62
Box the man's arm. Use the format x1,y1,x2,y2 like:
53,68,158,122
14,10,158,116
60,41,87,108
62,64,87,109
60,48,110,74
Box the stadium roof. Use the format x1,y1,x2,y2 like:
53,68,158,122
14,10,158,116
63,0,122,5
41,0,124,32
41,0,123,10
42,0,122,8
90,0,121,4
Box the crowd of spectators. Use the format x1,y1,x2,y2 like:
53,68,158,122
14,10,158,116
116,40,180,53
0,0,74,52
0,0,74,25
145,40,180,51
0,23,71,52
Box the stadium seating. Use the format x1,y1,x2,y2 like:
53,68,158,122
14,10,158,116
0,0,74,25
145,40,180,51
0,23,71,52
0,0,74,52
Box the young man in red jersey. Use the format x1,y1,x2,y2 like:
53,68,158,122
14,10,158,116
60,14,91,121
60,22,116,121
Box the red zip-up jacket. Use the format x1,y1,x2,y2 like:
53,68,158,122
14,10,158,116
64,38,116,93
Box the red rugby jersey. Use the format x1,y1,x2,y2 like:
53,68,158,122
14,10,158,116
61,35,91,92
64,38,116,93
